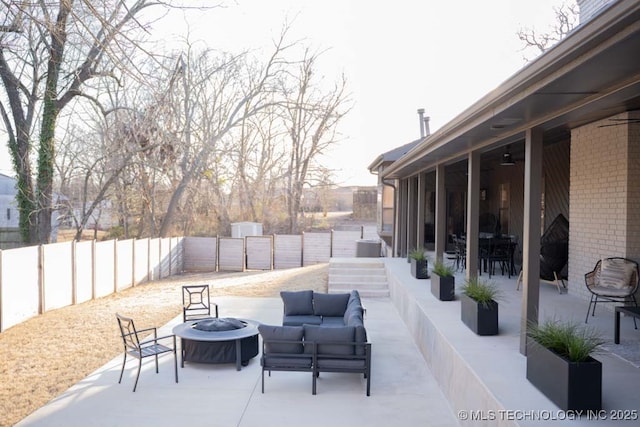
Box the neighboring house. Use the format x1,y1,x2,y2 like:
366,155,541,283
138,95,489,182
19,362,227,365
0,172,79,246
369,0,640,351
0,173,20,229
0,173,21,248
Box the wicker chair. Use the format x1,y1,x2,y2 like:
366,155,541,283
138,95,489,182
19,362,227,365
584,257,639,328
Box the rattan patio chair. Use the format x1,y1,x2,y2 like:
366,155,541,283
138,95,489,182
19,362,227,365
585,257,639,328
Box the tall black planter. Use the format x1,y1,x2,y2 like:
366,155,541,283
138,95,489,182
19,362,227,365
526,340,602,411
410,259,429,279
431,273,455,301
460,293,498,335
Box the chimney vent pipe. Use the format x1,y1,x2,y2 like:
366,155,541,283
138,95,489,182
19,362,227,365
417,108,425,138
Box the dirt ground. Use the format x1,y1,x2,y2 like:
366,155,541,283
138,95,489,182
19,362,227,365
0,264,328,427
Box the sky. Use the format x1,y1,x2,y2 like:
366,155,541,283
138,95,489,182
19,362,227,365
0,0,573,186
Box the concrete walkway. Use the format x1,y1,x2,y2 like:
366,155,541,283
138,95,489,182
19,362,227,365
17,296,458,427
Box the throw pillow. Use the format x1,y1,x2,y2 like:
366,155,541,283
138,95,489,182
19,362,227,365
600,258,635,290
303,325,355,356
258,324,304,354
313,292,350,317
280,290,314,316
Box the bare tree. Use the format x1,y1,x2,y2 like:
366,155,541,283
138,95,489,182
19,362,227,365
0,0,210,244
280,48,351,233
155,31,296,237
517,1,579,61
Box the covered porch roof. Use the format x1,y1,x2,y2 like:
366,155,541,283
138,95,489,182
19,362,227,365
381,0,640,179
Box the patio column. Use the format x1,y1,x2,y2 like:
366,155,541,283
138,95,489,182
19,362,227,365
520,128,543,354
435,164,446,261
397,179,408,257
466,151,481,280
407,176,418,251
417,173,426,251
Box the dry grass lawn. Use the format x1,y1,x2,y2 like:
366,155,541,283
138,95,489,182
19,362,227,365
0,264,328,427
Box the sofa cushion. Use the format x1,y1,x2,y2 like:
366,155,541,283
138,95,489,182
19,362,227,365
258,324,304,354
313,292,350,317
281,290,314,316
282,315,322,326
344,309,364,327
303,325,355,356
321,317,346,327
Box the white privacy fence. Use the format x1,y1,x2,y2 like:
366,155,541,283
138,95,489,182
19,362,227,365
0,227,378,332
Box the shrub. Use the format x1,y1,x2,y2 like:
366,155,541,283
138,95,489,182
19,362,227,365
461,277,501,308
432,259,455,277
527,318,605,362
408,248,426,261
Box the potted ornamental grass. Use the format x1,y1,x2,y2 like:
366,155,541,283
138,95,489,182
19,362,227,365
431,259,455,301
526,318,604,411
409,248,429,279
460,277,501,335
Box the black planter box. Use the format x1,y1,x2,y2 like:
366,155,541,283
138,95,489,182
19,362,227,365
431,272,455,301
460,293,498,335
526,340,602,411
411,259,429,279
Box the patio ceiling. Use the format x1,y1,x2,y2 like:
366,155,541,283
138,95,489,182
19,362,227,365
382,0,640,179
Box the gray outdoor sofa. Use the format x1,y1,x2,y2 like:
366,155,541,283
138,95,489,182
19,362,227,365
258,290,371,395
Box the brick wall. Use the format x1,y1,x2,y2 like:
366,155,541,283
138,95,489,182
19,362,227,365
569,111,640,305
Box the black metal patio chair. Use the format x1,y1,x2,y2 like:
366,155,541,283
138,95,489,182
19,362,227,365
116,313,178,392
182,284,218,322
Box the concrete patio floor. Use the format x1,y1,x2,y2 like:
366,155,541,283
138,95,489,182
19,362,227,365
17,257,640,426
17,294,458,427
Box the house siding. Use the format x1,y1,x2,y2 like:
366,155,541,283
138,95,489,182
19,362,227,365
577,0,615,24
569,111,640,303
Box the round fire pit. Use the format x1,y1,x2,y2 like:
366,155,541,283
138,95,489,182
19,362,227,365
172,318,259,370
192,317,247,332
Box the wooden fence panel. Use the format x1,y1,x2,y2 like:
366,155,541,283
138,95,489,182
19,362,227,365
0,246,39,331
171,237,183,273
149,238,161,280
218,238,244,271
183,237,217,272
160,238,172,278
95,240,115,298
42,242,73,311
116,239,134,291
75,241,94,303
331,230,361,258
273,235,302,269
133,238,149,285
362,225,379,241
303,232,331,266
246,236,273,270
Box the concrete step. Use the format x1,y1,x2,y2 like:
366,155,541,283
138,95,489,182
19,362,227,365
329,287,390,298
329,267,386,275
329,275,388,284
328,257,389,297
